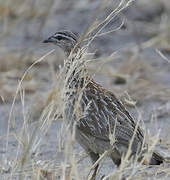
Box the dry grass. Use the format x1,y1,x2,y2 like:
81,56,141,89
0,0,170,179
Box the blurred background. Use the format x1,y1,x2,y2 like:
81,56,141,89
0,0,170,179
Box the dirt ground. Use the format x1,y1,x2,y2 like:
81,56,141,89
0,0,170,179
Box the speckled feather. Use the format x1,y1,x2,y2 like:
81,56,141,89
65,75,144,156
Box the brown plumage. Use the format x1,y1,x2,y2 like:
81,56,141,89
43,30,164,178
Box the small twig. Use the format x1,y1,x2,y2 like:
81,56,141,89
156,49,170,63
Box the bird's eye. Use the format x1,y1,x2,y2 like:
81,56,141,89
57,35,62,41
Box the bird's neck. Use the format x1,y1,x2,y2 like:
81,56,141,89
64,50,88,93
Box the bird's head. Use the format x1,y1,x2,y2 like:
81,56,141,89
43,30,79,56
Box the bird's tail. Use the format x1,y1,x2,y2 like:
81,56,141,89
149,151,164,165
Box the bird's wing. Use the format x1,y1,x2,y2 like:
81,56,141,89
76,79,144,153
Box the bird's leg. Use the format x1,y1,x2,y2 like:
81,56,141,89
88,151,100,180
110,150,121,167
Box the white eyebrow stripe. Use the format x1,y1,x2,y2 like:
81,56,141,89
59,31,78,40
54,33,77,43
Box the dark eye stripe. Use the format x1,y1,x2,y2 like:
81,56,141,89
54,34,76,43
55,35,68,41
56,31,78,42
56,35,63,40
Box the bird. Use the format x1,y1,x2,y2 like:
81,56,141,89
43,30,164,179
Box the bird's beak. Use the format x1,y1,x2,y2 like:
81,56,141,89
43,37,55,43
43,39,50,43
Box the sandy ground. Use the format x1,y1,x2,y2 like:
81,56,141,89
0,0,170,179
